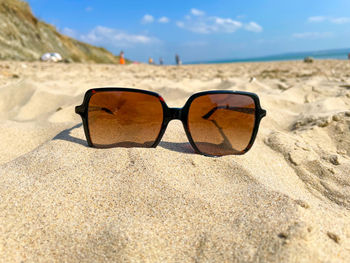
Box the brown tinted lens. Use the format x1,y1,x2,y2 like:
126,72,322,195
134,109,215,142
188,94,256,156
88,91,163,148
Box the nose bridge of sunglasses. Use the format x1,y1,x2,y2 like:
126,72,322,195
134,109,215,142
165,107,182,122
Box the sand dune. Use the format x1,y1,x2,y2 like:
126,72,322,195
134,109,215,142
0,60,349,262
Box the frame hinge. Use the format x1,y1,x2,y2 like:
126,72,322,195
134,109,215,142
75,105,85,115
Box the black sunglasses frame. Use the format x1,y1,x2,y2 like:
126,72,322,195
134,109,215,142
75,87,266,156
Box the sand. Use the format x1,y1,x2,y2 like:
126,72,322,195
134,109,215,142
0,60,349,262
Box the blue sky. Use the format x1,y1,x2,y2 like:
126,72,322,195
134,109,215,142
26,0,350,63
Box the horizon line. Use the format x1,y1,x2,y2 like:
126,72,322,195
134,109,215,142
184,47,350,65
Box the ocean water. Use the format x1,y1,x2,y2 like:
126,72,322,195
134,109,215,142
188,48,350,64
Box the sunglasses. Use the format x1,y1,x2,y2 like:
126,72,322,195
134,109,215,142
75,88,266,156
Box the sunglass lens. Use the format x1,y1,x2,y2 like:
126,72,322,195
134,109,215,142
187,93,256,156
88,91,163,148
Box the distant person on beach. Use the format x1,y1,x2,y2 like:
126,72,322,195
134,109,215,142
159,57,164,65
119,51,125,65
348,53,350,60
148,57,153,64
175,54,181,65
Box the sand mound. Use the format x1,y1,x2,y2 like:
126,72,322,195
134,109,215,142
0,80,35,119
15,90,73,121
0,120,67,165
0,126,325,262
0,60,349,262
265,130,350,209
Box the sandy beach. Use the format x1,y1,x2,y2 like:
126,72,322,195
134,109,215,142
0,60,349,262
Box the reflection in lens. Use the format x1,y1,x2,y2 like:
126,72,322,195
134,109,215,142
88,91,163,148
188,94,256,156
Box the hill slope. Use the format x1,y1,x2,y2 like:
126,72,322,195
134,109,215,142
0,0,122,63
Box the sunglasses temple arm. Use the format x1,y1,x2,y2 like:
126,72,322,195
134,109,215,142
203,106,249,153
88,106,115,115
202,106,255,119
208,119,242,153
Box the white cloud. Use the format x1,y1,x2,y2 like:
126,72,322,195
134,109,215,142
158,16,170,23
191,8,205,16
292,32,333,39
330,17,350,24
308,16,350,24
245,22,263,32
176,10,262,34
176,21,185,28
141,14,154,24
213,17,242,33
62,27,77,38
80,26,159,47
176,16,242,34
308,16,327,23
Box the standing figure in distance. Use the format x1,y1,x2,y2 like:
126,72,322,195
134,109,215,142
175,54,181,65
119,51,125,65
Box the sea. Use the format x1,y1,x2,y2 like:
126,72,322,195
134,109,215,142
187,48,350,64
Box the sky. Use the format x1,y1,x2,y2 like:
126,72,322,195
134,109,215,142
26,0,350,64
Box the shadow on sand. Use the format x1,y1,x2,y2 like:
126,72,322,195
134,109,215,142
53,124,196,155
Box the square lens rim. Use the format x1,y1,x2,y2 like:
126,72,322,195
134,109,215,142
181,90,266,157
75,87,168,148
